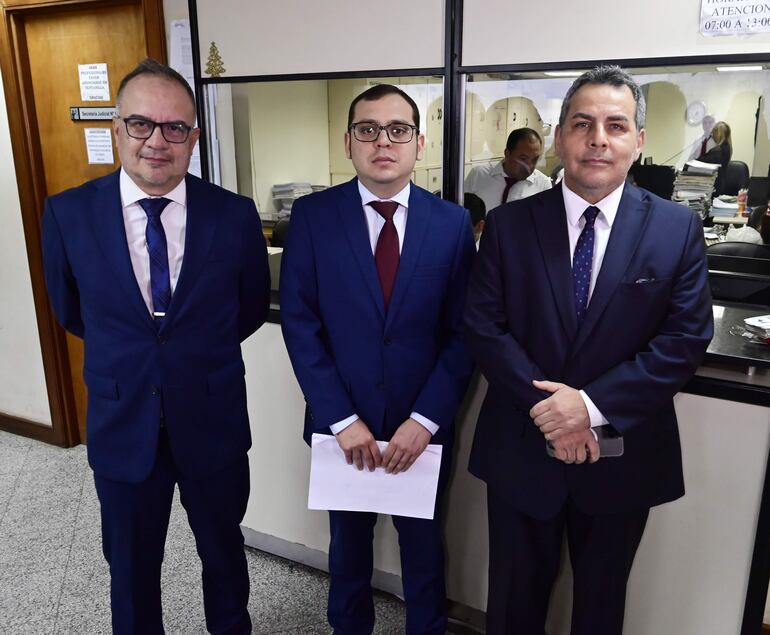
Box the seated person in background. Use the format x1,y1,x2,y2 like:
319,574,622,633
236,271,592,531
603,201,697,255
465,127,551,212
464,192,487,248
727,203,770,244
697,120,732,195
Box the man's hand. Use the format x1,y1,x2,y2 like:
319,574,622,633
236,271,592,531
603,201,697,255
381,418,432,475
549,428,600,464
335,419,382,472
530,380,590,440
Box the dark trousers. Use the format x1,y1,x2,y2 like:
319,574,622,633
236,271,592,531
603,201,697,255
327,510,447,635
486,488,649,635
93,429,252,635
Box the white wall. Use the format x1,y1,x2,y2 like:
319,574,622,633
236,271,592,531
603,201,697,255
463,0,770,67
196,0,444,77
0,68,50,425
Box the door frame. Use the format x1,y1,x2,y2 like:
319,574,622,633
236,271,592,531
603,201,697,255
0,0,166,446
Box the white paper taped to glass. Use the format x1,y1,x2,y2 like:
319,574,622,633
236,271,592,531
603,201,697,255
308,433,443,520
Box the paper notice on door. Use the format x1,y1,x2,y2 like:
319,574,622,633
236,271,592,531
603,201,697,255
308,433,443,520
84,128,114,165
78,63,110,102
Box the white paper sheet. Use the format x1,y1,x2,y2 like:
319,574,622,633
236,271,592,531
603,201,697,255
84,128,114,165
308,433,442,520
78,63,110,102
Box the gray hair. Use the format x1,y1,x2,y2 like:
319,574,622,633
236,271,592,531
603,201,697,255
558,65,646,132
116,58,196,115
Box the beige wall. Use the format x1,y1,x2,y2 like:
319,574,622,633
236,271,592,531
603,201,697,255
0,69,50,424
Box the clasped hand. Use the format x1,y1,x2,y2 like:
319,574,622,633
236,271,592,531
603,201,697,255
335,418,431,474
530,380,599,464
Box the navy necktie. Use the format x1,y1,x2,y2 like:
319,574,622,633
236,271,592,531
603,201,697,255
370,200,400,309
138,197,172,322
572,206,600,324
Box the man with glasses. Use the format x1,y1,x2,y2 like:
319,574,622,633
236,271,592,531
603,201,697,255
42,58,270,634
280,84,475,635
465,127,552,213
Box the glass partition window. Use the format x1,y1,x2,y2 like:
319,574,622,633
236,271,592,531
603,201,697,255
463,65,770,205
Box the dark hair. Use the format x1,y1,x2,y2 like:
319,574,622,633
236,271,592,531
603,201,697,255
464,192,486,226
559,65,646,131
117,58,196,116
347,84,420,131
506,127,542,152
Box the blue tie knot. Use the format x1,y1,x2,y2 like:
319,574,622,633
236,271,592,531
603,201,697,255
138,197,171,219
583,205,600,228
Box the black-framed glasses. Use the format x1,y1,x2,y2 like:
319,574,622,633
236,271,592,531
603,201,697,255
117,116,194,143
349,121,418,144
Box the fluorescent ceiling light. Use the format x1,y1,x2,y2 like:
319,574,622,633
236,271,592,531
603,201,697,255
716,65,763,72
544,71,583,77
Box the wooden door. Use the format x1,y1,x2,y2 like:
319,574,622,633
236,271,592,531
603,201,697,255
0,0,165,446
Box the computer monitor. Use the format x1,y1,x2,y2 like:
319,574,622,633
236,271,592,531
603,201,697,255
707,254,770,305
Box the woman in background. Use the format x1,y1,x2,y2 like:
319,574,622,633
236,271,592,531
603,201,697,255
698,121,732,195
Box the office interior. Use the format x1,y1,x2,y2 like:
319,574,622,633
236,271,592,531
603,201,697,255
1,0,770,633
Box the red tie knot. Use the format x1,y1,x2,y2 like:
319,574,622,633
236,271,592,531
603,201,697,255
370,200,399,222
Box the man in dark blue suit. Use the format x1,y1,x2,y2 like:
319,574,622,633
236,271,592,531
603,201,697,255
280,84,475,635
42,59,270,634
464,66,713,634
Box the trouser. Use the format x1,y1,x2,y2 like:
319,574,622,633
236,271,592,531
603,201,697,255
93,428,252,635
485,488,649,635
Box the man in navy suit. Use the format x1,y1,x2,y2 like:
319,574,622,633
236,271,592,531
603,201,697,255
464,66,713,634
42,59,270,634
280,84,475,635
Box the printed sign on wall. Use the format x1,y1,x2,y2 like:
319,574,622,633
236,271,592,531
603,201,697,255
78,63,110,101
701,0,770,36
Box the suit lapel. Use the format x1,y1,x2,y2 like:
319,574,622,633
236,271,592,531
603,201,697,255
161,174,218,331
385,184,429,330
532,185,578,341
570,183,649,356
338,179,386,318
91,171,156,332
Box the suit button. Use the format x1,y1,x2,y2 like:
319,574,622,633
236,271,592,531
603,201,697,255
383,338,392,346
157,336,166,344
151,385,160,396
377,382,385,390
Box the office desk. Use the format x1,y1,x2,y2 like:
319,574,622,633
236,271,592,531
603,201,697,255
712,215,748,226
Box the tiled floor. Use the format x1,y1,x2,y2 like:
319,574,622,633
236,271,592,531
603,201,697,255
0,430,409,634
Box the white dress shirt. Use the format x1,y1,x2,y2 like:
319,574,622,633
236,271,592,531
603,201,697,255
119,168,187,315
328,181,439,437
562,181,626,429
465,160,552,212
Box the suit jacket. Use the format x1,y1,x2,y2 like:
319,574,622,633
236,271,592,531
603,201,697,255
464,183,713,519
42,170,270,483
279,178,475,447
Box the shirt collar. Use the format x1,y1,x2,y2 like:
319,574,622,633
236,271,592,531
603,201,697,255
357,179,411,210
119,167,187,208
562,180,625,228
494,160,539,184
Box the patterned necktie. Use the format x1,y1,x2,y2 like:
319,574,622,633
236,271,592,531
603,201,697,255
370,200,400,309
138,197,172,322
572,206,600,324
500,176,517,206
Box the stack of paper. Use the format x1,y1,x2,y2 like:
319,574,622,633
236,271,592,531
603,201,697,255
271,182,314,217
683,159,720,176
672,170,717,218
711,197,740,217
744,314,770,340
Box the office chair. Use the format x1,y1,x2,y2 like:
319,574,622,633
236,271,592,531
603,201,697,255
722,161,750,196
747,176,769,208
270,219,291,248
706,241,770,259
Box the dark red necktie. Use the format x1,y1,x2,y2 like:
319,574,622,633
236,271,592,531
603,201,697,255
370,200,400,309
501,176,517,206
700,137,709,156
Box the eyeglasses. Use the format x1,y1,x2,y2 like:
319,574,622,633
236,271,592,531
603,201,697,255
349,121,417,144
117,116,194,143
